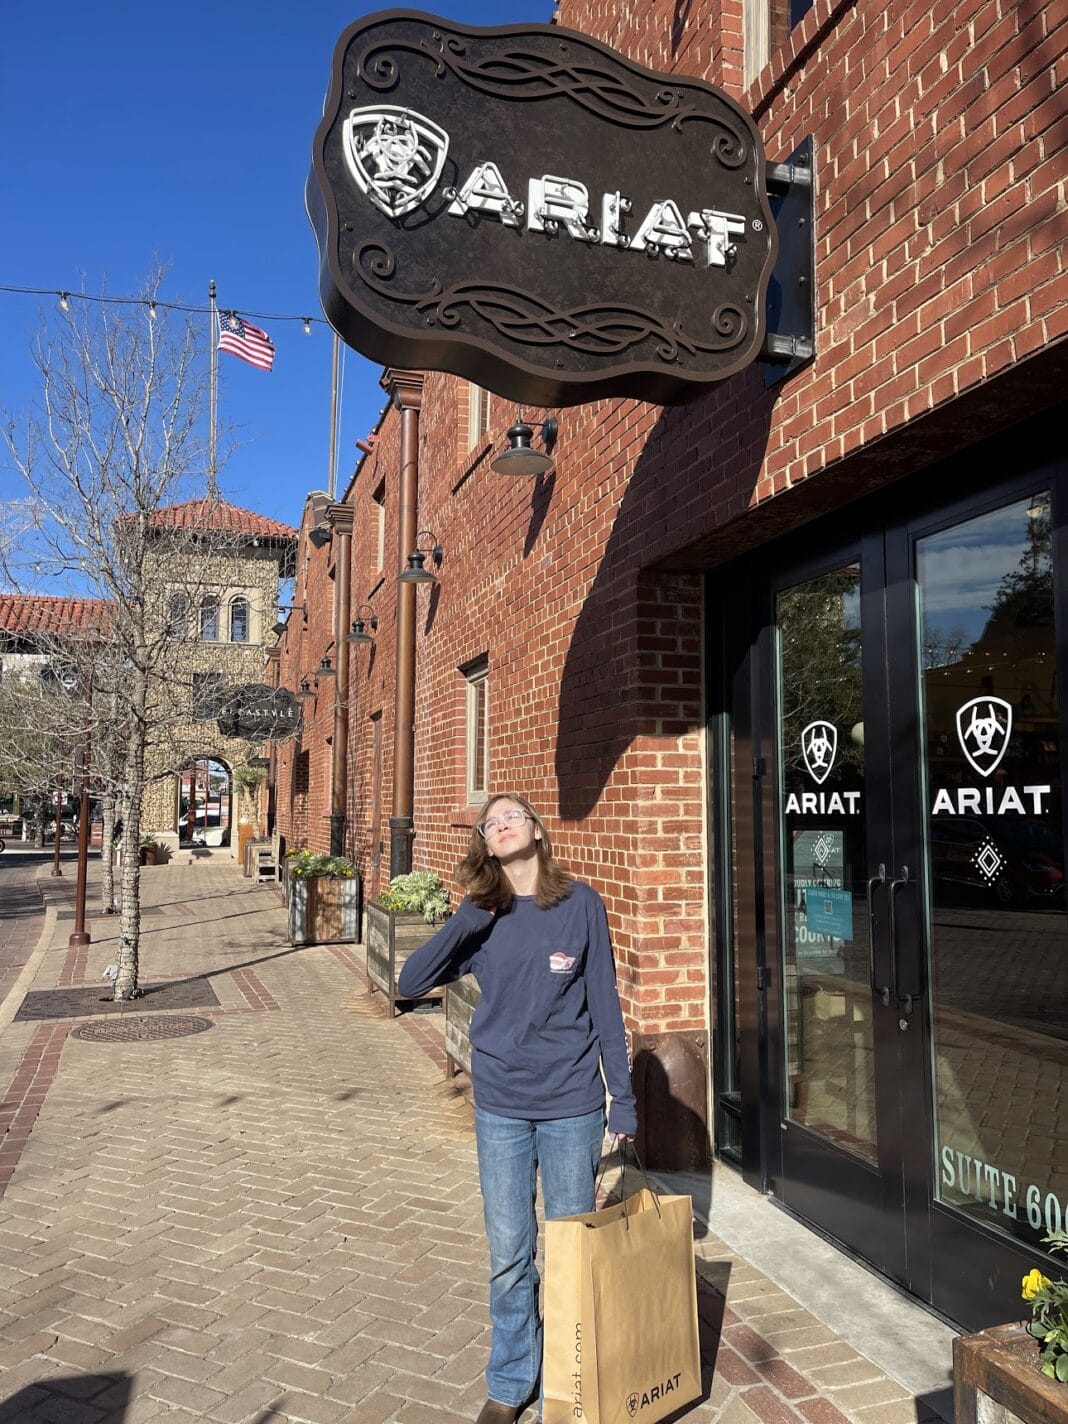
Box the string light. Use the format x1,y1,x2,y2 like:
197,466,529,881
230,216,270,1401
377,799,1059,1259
1,283,331,327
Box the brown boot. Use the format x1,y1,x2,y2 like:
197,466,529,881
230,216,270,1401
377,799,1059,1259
475,1403,522,1424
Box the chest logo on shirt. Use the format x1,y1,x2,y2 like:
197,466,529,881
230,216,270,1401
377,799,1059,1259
549,952,577,974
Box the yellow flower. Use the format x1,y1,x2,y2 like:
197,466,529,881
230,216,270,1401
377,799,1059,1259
1022,1268,1051,1300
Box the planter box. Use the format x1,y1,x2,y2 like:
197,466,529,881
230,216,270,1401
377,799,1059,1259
954,1323,1067,1424
288,876,361,946
444,974,481,1078
365,902,444,1017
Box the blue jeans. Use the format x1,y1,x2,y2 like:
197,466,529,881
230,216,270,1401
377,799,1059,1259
475,1106,605,1409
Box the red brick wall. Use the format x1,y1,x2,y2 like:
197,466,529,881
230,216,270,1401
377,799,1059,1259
274,0,1066,1042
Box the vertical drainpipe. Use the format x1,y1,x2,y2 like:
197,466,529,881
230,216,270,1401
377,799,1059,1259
382,368,424,878
328,501,354,856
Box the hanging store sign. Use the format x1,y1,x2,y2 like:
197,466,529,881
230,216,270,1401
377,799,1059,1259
308,10,777,407
216,685,299,742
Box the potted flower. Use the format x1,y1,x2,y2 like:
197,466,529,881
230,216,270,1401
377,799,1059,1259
285,849,361,946
1023,1235,1068,1382
138,832,159,866
365,870,449,1016
954,1233,1068,1424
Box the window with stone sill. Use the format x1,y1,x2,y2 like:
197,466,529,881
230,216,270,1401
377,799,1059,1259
200,594,220,641
464,657,489,804
372,479,386,572
229,595,250,644
744,0,812,87
167,592,190,640
467,383,491,448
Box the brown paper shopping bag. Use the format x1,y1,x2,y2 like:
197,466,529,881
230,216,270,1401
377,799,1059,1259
543,1187,701,1424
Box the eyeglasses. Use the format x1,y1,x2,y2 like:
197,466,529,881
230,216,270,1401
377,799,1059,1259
478,809,531,838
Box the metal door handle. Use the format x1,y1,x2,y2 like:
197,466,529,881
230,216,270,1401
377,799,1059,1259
866,864,889,1005
888,866,915,1014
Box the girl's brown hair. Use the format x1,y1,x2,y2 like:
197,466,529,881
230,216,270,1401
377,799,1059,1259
456,792,573,913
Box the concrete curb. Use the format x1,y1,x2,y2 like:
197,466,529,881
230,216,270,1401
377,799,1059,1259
0,902,58,1030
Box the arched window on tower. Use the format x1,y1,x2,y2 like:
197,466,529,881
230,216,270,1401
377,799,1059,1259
167,592,190,639
229,595,250,644
200,595,220,641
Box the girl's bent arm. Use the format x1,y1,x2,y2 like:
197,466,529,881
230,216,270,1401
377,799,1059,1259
396,897,494,997
584,891,639,1137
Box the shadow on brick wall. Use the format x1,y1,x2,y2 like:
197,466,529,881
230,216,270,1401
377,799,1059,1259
555,373,775,818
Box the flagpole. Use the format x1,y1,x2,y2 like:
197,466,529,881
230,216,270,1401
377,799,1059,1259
208,279,218,499
327,331,340,499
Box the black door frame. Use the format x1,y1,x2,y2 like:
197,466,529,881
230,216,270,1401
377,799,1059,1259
712,408,1066,1327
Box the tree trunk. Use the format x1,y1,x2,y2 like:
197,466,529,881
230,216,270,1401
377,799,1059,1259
113,680,147,1001
33,800,46,849
100,795,116,913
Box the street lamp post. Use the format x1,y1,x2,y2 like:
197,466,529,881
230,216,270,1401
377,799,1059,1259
50,787,64,878
68,736,91,948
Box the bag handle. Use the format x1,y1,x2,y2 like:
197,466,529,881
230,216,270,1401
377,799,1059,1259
595,1138,663,1228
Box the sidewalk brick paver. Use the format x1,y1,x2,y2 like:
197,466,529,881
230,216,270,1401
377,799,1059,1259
0,861,939,1423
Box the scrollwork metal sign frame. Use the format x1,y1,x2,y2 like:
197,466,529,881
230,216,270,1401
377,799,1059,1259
308,10,777,407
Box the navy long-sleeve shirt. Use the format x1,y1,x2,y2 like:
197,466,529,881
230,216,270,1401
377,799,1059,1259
397,881,638,1136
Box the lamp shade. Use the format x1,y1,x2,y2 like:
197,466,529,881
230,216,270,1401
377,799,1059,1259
346,618,374,644
398,550,438,584
490,419,556,477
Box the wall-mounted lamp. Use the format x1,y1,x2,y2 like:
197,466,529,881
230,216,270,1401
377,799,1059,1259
345,604,379,644
314,656,336,680
295,677,314,701
490,415,559,477
308,523,332,549
273,602,307,638
398,531,443,585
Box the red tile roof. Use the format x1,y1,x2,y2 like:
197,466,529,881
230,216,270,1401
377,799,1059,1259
145,499,296,540
0,594,111,638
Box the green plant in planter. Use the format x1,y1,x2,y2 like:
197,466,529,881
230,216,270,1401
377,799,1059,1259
285,849,357,880
375,870,449,924
233,764,266,787
139,832,157,847
1022,1231,1068,1381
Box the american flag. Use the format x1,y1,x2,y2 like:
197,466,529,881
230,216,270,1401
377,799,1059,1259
217,312,275,372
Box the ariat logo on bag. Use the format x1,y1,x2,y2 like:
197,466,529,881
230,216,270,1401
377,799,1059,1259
549,952,577,974
626,1373,683,1415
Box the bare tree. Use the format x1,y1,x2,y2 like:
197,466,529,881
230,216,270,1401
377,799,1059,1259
2,273,252,999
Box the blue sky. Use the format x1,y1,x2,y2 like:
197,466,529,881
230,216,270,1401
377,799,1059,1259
1,1,552,540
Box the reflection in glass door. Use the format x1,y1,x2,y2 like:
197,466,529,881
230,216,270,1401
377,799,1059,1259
913,491,1067,1315
778,567,876,1163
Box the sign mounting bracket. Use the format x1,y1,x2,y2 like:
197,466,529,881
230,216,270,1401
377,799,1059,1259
761,135,816,386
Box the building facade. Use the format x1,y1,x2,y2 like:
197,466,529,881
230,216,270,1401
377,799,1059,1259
274,0,1067,1331
1,500,296,856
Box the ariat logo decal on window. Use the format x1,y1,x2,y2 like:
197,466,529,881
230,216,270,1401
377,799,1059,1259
549,953,577,974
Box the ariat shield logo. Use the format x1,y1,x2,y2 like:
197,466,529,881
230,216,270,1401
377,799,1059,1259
344,106,449,218
956,697,1012,778
801,720,837,785
626,1373,683,1414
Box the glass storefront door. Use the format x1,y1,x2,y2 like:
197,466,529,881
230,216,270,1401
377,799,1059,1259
903,487,1066,1323
732,427,1067,1329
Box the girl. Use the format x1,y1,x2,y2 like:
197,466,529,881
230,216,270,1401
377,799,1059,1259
397,793,637,1424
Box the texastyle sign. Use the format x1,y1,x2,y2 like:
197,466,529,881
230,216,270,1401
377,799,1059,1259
308,10,777,407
